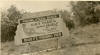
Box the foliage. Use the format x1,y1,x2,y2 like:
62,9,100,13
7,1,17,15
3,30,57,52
71,1,100,26
1,5,22,42
7,5,22,23
60,10,75,30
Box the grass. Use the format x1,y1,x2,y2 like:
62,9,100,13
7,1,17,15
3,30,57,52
1,23,100,55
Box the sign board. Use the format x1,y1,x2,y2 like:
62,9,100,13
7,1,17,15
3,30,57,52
15,10,69,52
22,32,62,43
20,14,63,42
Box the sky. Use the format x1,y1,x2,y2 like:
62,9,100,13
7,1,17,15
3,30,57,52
0,1,71,12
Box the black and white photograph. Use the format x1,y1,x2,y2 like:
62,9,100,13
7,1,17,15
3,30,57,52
0,0,100,55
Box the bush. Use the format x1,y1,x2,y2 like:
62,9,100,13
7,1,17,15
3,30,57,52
65,20,75,30
1,23,17,42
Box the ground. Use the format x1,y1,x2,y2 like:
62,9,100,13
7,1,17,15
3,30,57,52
1,23,100,55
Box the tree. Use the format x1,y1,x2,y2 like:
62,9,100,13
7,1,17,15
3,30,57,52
7,5,22,23
1,5,22,42
71,1,100,26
